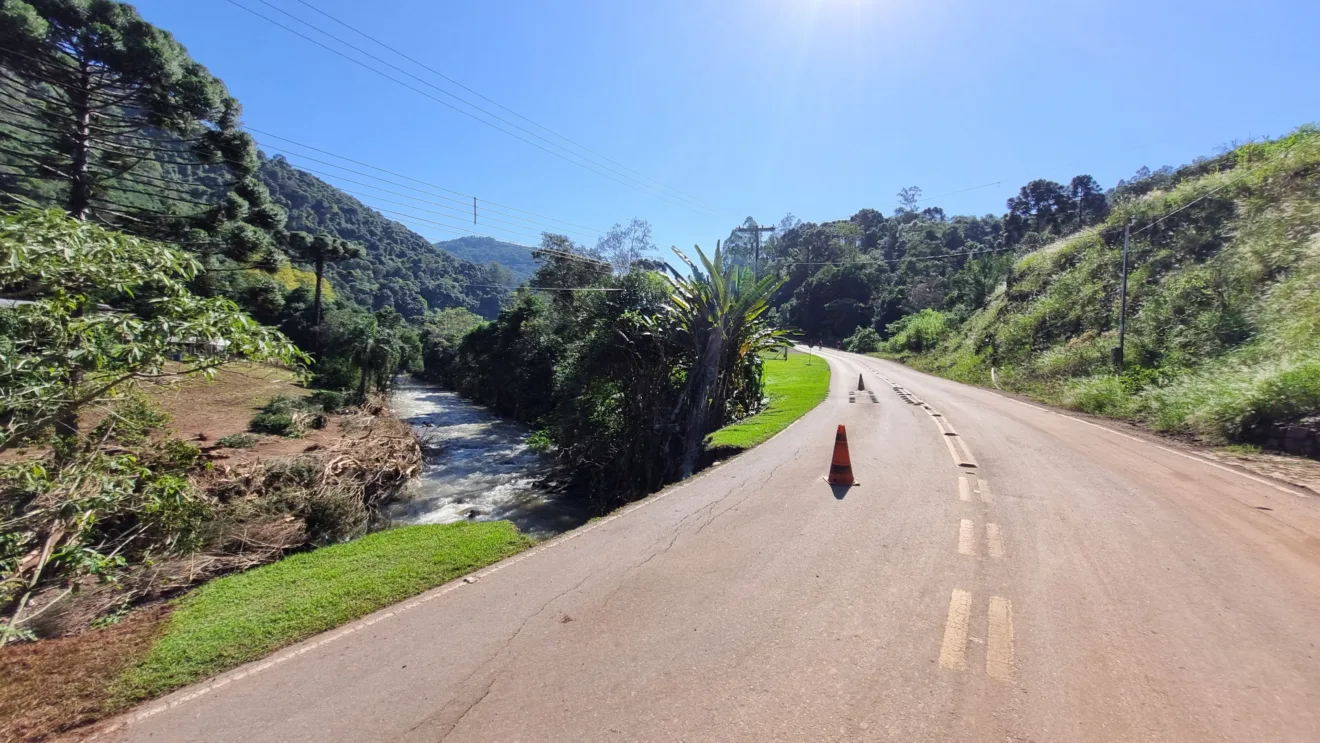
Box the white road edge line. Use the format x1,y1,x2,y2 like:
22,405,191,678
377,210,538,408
843,350,1307,500
984,390,1306,497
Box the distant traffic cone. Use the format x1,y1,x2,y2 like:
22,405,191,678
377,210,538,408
827,424,857,486
857,374,865,391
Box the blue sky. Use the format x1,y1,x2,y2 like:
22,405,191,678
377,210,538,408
133,0,1319,254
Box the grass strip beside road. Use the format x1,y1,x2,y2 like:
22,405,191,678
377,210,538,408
707,350,831,453
113,521,533,705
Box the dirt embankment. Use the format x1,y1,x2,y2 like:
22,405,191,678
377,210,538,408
0,365,422,742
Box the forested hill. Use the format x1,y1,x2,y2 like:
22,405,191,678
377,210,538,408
434,235,540,283
785,126,1320,453
258,155,506,319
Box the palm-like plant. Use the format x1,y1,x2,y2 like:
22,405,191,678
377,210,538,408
665,242,789,477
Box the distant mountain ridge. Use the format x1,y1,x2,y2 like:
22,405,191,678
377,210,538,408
434,236,540,283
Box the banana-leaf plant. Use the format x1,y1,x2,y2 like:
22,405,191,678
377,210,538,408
662,242,789,477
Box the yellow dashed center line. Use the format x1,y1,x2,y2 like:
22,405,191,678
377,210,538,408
939,589,972,670
958,519,976,555
986,523,1005,559
987,596,1015,681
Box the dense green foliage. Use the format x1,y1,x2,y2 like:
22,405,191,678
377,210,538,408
886,128,1320,446
706,351,831,452
415,307,486,384
259,156,507,319
0,0,288,264
435,235,539,284
0,0,517,399
842,326,881,353
0,209,305,450
114,521,532,703
436,238,788,510
744,173,1114,346
0,209,307,642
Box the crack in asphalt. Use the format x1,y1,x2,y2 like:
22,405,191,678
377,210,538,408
430,570,597,741
693,450,799,538
599,450,802,614
597,494,724,615
410,418,812,739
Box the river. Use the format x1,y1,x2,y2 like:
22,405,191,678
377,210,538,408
386,380,592,538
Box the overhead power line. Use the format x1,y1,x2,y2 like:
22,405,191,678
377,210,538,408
287,0,718,214
254,142,599,239
462,284,622,292
917,181,1003,203
222,0,720,216
780,247,1014,266
378,210,614,272
248,128,603,233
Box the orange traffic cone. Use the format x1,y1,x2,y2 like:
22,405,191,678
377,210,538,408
827,424,857,486
857,374,865,391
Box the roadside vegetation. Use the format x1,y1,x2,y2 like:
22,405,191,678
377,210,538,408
884,129,1320,450
114,522,531,704
706,351,831,453
422,239,790,512
1,523,529,741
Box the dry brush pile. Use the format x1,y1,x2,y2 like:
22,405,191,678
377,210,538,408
1,395,421,643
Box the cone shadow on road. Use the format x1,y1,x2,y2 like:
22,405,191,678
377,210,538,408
830,483,852,500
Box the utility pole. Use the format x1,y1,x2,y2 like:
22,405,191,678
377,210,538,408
732,223,776,279
473,197,477,225
1113,222,1131,370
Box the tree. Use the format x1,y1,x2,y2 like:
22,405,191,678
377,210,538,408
722,217,760,269
416,307,485,385
1068,174,1109,228
0,0,286,264
664,244,787,477
1004,179,1072,243
0,209,306,451
531,233,611,311
849,208,886,252
896,186,923,214
292,232,364,349
347,307,419,397
595,217,655,275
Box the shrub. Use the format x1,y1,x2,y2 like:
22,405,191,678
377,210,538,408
843,327,882,353
307,390,350,413
883,309,952,353
526,429,554,453
1060,375,1136,417
218,433,259,449
1145,352,1320,441
249,412,302,438
90,392,170,446
259,395,306,416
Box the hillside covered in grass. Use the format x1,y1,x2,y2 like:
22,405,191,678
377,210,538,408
891,128,1320,453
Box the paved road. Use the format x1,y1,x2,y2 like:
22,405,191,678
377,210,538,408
102,350,1320,742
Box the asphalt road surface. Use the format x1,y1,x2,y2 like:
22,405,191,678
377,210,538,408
100,349,1320,742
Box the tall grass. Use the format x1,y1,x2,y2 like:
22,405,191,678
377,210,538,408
907,126,1320,446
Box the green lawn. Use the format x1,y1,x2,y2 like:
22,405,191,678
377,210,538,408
706,350,831,452
113,522,533,705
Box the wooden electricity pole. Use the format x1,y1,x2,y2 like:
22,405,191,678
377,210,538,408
1113,222,1131,370
733,223,776,279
